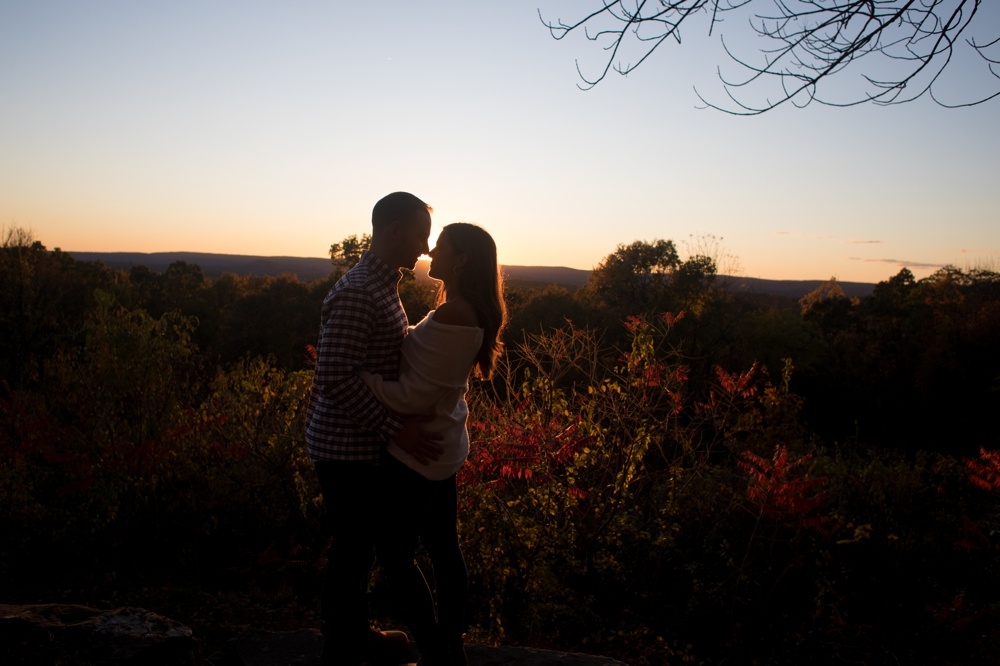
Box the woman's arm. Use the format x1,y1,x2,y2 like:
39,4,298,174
359,369,447,416
360,308,480,415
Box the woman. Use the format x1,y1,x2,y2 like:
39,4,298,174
360,222,506,666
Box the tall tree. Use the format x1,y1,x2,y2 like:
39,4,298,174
584,239,682,315
329,234,371,273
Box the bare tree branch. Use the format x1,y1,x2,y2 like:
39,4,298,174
540,0,1000,113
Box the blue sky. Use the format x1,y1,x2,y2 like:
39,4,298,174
2,1,998,283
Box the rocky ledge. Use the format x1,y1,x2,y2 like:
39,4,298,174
0,604,628,666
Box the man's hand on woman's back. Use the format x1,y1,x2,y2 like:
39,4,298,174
394,415,444,465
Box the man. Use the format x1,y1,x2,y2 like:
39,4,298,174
306,191,443,666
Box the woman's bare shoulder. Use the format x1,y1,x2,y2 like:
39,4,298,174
432,300,480,327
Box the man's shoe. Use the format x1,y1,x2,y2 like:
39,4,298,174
322,628,411,666
362,629,412,666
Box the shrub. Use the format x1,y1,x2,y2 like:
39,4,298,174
456,314,1000,664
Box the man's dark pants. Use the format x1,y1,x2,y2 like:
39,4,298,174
314,460,382,657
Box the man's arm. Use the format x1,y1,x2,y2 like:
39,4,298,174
313,284,403,442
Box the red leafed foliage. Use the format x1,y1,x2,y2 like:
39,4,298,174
738,445,828,526
460,404,595,494
715,362,759,400
965,447,1000,492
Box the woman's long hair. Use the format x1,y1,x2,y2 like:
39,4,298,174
436,222,506,380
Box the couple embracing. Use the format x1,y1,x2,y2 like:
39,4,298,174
305,192,506,666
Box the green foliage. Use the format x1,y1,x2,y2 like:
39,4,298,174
196,358,318,534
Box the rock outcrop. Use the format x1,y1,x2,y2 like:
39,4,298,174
0,603,199,665
1,603,629,666
211,627,628,666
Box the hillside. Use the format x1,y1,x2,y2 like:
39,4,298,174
68,251,337,284
67,251,875,298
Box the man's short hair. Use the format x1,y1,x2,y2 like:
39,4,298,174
372,192,432,233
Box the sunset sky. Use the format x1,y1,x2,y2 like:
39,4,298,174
2,1,998,284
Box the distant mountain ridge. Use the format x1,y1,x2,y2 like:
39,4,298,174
67,251,875,299
68,251,336,283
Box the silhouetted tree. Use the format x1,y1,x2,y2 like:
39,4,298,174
868,267,918,315
329,233,371,275
541,0,1000,113
670,253,718,314
583,238,721,326
799,277,848,315
583,239,681,316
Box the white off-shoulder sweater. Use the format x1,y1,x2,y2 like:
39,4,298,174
360,310,483,480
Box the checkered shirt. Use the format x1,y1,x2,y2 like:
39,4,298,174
305,252,407,462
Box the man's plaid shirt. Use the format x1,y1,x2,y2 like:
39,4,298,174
305,252,408,462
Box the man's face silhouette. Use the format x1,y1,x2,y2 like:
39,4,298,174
393,209,432,271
